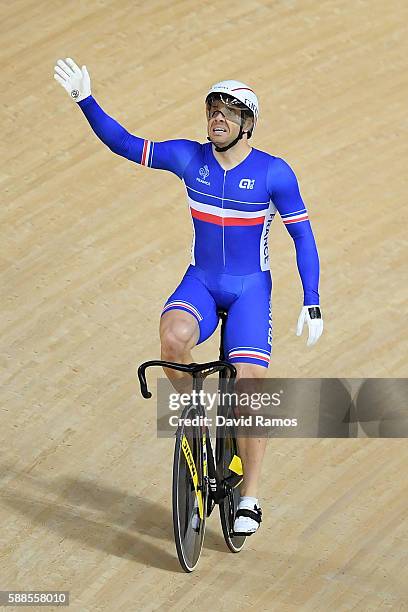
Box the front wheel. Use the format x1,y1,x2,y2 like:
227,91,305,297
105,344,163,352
172,403,207,572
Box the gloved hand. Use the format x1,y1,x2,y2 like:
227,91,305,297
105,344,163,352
296,305,323,346
53,57,91,102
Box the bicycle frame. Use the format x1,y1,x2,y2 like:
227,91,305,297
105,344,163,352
137,356,238,509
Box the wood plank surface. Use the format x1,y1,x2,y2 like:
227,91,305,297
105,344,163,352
1,1,407,610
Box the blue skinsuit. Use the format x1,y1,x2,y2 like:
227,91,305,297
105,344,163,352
78,96,320,367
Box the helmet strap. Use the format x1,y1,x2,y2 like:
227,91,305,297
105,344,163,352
207,113,246,153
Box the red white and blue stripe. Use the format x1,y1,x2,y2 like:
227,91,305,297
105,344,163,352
188,197,268,227
228,346,271,366
141,139,154,167
162,300,203,322
280,208,309,225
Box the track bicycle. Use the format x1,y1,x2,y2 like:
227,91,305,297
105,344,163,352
137,309,246,572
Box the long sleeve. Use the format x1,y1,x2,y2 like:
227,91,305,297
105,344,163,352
77,96,201,179
267,157,320,305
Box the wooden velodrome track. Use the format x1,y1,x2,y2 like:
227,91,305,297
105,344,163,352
1,0,407,609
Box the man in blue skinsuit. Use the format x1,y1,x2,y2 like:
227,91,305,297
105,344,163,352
54,58,323,535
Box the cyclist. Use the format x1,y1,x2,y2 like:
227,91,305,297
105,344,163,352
54,58,323,536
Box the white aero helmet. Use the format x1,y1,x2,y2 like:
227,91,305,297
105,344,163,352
206,79,259,134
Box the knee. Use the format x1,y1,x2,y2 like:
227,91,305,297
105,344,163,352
160,318,198,356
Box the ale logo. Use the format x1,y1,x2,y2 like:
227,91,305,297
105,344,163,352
239,178,255,189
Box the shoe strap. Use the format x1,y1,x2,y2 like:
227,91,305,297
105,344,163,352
235,506,262,524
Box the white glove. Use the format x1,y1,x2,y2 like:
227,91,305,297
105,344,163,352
54,57,91,102
296,305,323,346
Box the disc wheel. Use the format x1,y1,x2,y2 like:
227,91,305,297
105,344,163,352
216,380,246,553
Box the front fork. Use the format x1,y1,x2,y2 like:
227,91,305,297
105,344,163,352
202,426,218,517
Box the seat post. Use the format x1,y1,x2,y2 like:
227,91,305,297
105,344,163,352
217,309,228,361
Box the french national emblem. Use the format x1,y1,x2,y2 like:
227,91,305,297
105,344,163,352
197,165,211,185
199,165,209,180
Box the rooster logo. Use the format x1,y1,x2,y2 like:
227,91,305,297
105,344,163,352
199,165,210,180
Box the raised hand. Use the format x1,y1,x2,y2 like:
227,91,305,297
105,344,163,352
54,57,91,102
